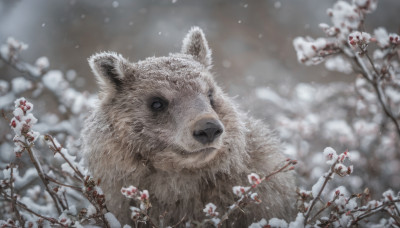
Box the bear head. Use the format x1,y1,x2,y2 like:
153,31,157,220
88,27,247,172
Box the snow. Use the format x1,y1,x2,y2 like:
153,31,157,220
388,33,400,44
130,206,140,218
86,204,96,217
61,162,75,176
334,163,348,175
323,147,338,165
140,190,149,200
311,175,326,198
7,37,28,51
293,36,327,65
295,83,316,102
323,119,355,145
247,173,261,185
35,56,49,69
255,87,285,105
11,77,33,94
0,92,15,109
112,1,119,8
288,213,305,228
66,69,77,81
10,98,40,147
105,212,121,228
325,56,352,74
385,87,400,103
348,31,371,47
14,168,38,189
374,27,390,47
269,218,288,228
203,203,218,217
0,80,9,95
353,0,378,13
121,185,138,198
328,1,359,40
382,189,396,202
42,70,67,93
232,186,250,197
250,192,260,203
248,219,267,228
0,143,14,163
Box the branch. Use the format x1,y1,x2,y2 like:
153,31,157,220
218,159,296,224
0,51,44,81
345,46,400,137
44,135,84,180
9,164,25,226
24,143,64,214
303,160,338,225
0,190,66,227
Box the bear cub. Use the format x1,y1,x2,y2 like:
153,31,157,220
82,27,296,226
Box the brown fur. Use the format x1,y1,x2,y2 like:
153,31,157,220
82,27,296,227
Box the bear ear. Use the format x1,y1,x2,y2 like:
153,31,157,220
181,27,212,68
88,52,130,91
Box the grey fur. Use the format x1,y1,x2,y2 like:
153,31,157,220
82,27,296,227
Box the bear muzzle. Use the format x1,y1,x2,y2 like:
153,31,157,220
192,118,224,144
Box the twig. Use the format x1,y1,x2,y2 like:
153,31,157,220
303,160,338,225
350,46,400,137
9,163,25,226
171,214,187,228
0,52,44,81
219,159,296,224
0,190,66,227
24,143,64,214
45,135,84,180
46,174,82,191
309,195,338,223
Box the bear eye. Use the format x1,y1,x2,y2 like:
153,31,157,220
149,97,168,112
208,89,215,107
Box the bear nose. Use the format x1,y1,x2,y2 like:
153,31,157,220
192,118,224,144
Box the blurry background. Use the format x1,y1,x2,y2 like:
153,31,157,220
1,0,400,202
1,0,399,100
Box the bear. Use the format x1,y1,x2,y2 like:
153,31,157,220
82,27,296,227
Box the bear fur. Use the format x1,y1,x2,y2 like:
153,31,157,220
82,27,296,227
